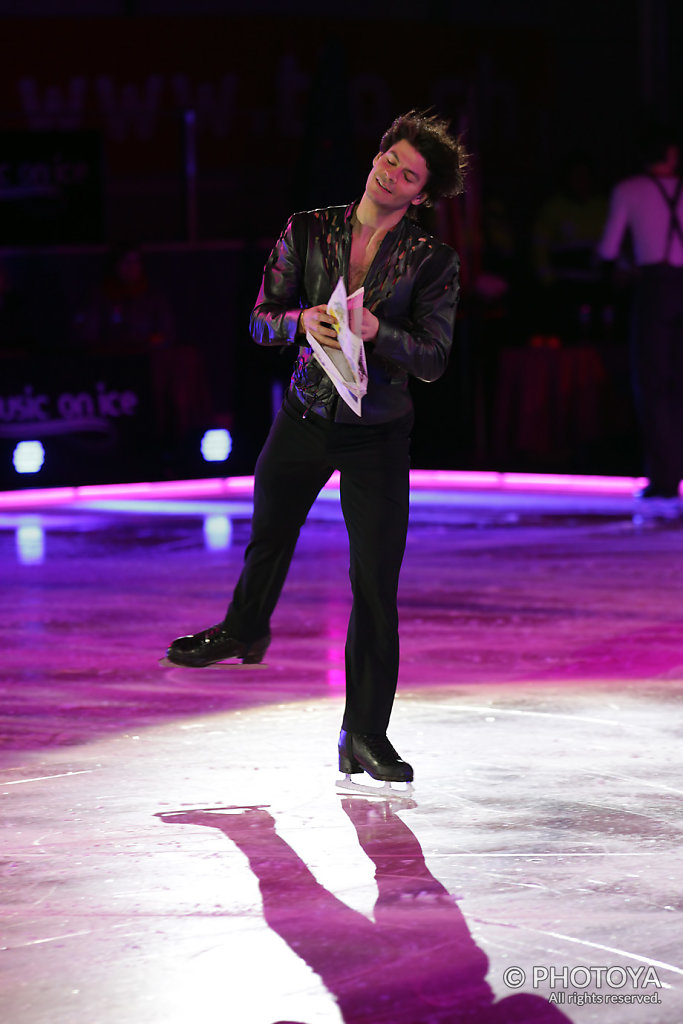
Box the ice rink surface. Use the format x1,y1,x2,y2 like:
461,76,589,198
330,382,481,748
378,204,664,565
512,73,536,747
2,474,682,1023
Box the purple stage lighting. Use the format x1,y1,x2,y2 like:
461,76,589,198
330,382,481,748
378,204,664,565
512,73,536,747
200,429,232,463
12,441,45,474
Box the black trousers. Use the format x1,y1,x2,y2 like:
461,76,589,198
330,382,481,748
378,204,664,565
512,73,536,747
631,265,683,493
223,395,413,733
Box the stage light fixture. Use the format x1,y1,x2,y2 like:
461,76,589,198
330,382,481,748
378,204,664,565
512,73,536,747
12,441,45,474
200,429,232,462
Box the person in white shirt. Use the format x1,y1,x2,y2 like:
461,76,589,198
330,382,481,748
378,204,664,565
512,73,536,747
598,126,683,500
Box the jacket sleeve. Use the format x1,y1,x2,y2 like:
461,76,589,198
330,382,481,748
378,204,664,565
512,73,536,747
249,214,305,347
372,245,460,383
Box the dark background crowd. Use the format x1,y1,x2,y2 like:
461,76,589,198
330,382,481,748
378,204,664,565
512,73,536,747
1,0,682,486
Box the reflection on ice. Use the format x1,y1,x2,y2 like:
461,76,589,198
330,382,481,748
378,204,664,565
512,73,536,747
16,516,45,565
203,513,233,550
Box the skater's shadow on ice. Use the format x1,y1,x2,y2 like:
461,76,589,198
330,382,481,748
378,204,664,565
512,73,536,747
156,800,573,1024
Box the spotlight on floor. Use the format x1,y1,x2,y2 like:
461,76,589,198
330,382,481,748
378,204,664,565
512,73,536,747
13,441,45,474
200,429,232,463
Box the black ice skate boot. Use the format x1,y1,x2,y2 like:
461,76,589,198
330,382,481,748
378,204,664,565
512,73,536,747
167,624,270,667
338,730,414,783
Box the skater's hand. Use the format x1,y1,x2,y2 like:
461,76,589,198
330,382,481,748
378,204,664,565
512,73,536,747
300,305,342,349
360,307,379,341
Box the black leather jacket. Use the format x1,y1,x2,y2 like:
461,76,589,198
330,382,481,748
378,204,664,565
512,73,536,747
249,202,460,424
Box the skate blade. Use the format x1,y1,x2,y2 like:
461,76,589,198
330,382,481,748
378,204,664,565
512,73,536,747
336,774,415,801
158,656,268,669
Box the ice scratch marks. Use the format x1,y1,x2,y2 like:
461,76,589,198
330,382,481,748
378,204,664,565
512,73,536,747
2,770,94,786
521,927,683,985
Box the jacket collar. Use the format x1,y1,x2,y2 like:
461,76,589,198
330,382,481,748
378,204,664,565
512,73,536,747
344,199,412,240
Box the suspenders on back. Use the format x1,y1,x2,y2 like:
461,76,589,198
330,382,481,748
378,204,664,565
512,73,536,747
648,174,683,263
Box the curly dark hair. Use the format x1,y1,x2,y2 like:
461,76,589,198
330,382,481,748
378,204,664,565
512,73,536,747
379,110,468,204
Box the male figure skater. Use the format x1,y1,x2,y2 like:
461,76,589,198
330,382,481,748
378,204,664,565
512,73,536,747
167,111,467,783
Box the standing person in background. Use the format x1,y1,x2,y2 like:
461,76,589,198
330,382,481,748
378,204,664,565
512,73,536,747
533,155,608,344
167,111,467,786
75,245,176,353
598,125,683,503
75,245,212,458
